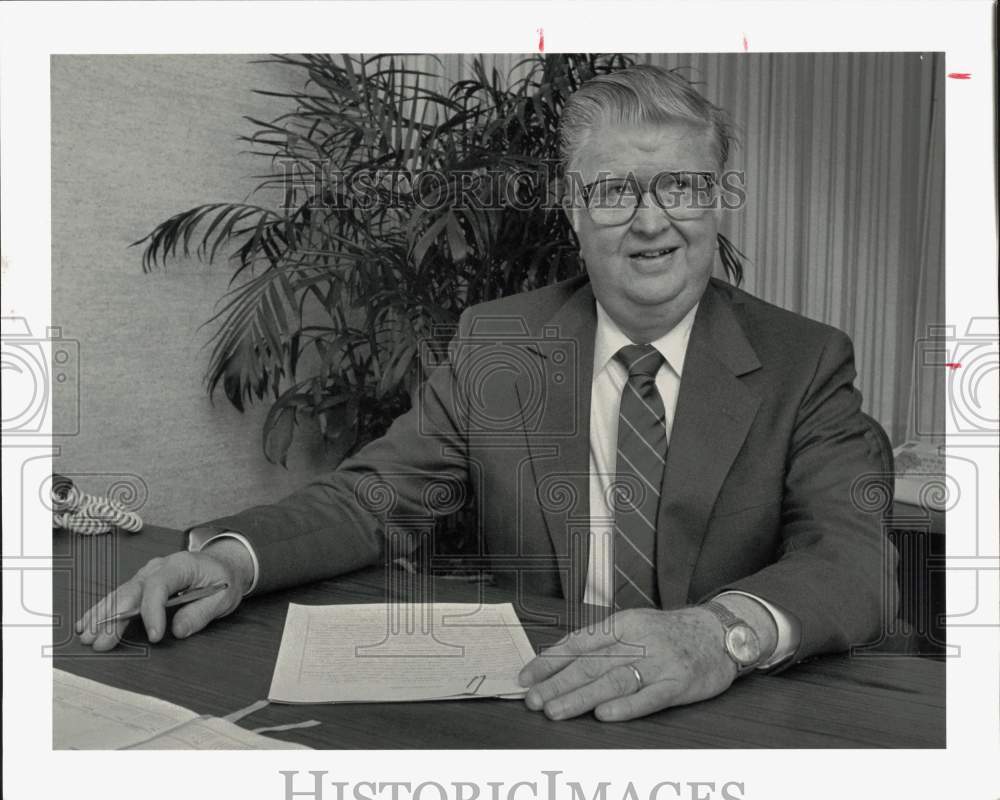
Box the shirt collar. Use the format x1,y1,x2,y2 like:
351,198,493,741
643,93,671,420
593,300,699,379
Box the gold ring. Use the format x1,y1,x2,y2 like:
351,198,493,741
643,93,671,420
628,663,643,693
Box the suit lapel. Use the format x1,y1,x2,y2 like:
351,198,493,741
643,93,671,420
516,282,596,603
656,282,762,608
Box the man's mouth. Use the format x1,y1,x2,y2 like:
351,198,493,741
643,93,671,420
629,246,680,260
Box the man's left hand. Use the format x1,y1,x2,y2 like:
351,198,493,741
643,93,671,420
517,607,738,722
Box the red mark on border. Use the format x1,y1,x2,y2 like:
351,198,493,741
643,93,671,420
742,33,749,52
537,28,544,53
947,72,971,80
944,362,962,370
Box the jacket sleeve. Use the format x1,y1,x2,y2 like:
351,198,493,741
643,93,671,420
185,312,474,595
717,329,899,665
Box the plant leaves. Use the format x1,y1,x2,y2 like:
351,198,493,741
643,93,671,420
410,212,448,268
263,403,296,467
445,211,468,264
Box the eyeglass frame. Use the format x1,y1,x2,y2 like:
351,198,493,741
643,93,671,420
576,170,720,226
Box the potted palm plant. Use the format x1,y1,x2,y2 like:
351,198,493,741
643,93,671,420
138,52,743,468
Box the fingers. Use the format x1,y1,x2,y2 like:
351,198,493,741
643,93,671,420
594,681,683,722
525,645,634,705
76,581,143,651
74,555,165,644
525,648,651,720
170,584,239,639
518,623,643,687
518,650,575,688
138,554,197,643
75,551,228,651
75,557,152,631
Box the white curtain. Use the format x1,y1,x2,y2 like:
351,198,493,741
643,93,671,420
649,52,944,445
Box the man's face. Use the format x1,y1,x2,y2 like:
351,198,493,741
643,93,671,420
566,120,720,338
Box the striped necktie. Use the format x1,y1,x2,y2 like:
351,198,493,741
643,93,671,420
612,343,666,610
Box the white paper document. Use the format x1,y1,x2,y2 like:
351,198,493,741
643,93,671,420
53,669,308,749
268,602,537,703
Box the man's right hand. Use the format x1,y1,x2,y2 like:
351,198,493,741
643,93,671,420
75,538,254,651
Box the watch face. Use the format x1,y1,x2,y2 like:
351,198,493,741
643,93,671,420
725,623,761,667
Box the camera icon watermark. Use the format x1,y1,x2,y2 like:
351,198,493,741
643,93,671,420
1,316,80,436
419,316,580,438
913,317,998,438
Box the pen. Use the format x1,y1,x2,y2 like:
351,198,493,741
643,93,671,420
94,581,230,627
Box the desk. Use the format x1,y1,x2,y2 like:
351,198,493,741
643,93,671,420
52,525,945,748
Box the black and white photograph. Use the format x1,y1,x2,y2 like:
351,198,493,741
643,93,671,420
2,2,997,799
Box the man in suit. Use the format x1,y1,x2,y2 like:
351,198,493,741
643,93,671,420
77,65,896,722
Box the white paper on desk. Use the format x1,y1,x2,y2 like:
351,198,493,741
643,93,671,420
53,669,309,749
268,602,536,703
54,669,199,749
127,716,306,750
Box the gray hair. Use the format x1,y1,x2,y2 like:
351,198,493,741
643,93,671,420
559,64,737,171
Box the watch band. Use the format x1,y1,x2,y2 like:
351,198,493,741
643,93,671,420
702,600,760,675
703,599,740,628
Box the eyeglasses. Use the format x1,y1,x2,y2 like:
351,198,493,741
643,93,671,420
580,171,718,227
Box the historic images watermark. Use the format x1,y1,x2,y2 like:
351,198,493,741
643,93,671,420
280,770,747,800
276,162,749,215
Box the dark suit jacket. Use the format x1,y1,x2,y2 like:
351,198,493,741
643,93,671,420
193,276,897,663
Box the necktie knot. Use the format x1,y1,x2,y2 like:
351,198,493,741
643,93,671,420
615,344,664,379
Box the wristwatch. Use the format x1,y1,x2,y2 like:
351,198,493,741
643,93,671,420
702,600,761,676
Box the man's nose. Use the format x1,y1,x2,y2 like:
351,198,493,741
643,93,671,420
630,195,674,235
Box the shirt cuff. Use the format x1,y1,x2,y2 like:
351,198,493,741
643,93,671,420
186,528,260,595
714,590,800,670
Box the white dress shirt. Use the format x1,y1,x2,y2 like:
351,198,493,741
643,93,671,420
191,298,798,667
